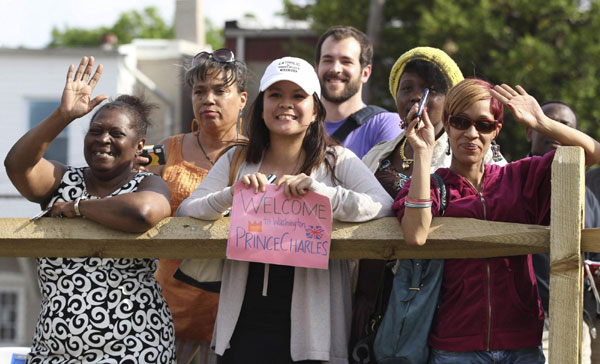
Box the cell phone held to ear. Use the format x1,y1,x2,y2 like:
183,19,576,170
140,144,166,166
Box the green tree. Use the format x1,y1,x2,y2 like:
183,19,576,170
49,7,174,48
110,7,174,44
283,0,600,160
49,27,110,48
49,8,227,62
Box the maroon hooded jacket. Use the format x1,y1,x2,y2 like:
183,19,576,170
393,151,554,352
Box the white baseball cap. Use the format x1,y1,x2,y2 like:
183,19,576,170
260,57,321,97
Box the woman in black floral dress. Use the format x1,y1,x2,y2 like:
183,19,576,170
4,56,174,363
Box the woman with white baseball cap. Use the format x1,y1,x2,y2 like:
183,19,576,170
177,57,392,363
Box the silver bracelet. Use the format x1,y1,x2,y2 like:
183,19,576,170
404,201,433,208
74,197,83,217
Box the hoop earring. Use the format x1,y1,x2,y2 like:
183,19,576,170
236,111,242,135
491,140,502,162
191,119,200,136
446,137,451,156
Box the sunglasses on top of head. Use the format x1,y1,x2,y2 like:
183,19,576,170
192,48,235,67
448,115,499,133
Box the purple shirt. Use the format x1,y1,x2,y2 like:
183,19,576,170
324,110,402,158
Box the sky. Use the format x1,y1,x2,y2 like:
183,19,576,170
0,0,284,49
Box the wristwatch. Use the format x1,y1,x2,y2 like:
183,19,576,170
74,197,83,217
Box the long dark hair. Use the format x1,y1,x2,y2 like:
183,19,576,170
244,92,339,182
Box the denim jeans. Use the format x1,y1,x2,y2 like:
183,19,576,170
428,346,545,364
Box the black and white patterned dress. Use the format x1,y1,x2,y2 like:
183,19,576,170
28,167,176,364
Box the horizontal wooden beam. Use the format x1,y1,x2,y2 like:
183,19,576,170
582,228,600,253
0,217,549,259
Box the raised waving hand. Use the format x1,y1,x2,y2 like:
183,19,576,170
490,84,545,129
491,83,600,167
59,56,107,120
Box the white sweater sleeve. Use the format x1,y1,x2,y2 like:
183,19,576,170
309,147,393,222
176,148,236,220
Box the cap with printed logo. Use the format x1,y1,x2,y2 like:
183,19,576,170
260,57,321,97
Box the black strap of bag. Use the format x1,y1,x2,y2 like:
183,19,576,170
331,105,387,144
350,263,387,364
367,265,387,336
431,173,448,216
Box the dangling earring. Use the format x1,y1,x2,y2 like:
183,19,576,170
446,137,451,156
491,140,502,162
191,119,200,136
236,111,243,135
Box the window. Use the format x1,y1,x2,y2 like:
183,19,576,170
29,100,67,163
0,292,18,342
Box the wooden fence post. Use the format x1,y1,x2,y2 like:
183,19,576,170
549,146,585,363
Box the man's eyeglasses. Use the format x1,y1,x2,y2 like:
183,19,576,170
448,115,499,133
191,48,235,67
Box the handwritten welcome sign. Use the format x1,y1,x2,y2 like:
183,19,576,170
227,182,333,269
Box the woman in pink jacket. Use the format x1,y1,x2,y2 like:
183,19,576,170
394,78,600,363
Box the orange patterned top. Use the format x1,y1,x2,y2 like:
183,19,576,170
162,134,209,216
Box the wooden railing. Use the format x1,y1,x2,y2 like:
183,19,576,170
0,146,596,363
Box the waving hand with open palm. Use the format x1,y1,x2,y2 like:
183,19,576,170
59,56,107,120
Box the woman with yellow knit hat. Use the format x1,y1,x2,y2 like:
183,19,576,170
363,46,505,194
351,47,506,361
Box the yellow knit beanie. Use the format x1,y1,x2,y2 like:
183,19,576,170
389,46,464,103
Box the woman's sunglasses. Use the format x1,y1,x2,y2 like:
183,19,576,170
191,48,235,67
448,115,499,133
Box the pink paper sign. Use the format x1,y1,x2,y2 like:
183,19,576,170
227,182,333,269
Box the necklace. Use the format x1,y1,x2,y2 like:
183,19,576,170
196,133,215,166
399,137,413,170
